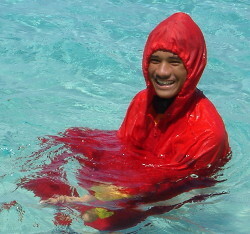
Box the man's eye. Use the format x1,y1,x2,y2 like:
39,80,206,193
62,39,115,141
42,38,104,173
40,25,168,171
170,60,182,65
149,58,160,64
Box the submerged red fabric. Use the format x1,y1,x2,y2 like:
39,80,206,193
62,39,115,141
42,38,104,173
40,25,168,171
22,12,231,231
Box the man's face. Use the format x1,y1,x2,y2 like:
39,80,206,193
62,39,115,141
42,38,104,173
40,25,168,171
148,50,187,99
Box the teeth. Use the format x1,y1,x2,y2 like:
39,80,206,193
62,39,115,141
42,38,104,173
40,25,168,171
155,78,175,86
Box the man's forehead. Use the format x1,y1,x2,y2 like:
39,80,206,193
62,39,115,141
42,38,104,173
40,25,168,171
151,50,181,58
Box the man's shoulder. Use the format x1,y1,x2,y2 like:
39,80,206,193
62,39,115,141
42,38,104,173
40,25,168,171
196,94,223,121
134,89,147,98
191,93,227,142
130,89,148,104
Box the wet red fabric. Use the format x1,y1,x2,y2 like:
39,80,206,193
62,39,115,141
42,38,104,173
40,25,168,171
21,12,231,231
118,12,230,188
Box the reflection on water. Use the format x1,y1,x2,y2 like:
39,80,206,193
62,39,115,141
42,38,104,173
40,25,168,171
11,127,231,231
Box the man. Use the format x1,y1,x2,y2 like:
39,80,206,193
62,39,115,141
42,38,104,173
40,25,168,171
118,12,230,184
23,12,231,231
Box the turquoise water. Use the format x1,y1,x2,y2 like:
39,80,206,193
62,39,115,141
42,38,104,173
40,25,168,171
0,0,249,233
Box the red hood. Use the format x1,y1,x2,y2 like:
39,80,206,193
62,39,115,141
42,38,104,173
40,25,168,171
142,12,207,118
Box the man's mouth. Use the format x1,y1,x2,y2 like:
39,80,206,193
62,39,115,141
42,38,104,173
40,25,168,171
154,78,175,86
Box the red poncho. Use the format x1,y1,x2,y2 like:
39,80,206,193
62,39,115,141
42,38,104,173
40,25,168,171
117,12,231,198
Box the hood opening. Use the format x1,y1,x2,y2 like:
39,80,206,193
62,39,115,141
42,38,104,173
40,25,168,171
142,12,207,99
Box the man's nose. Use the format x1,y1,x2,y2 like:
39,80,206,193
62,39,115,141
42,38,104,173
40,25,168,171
156,62,171,78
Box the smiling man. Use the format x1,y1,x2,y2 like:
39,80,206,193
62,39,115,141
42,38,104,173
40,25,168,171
118,12,231,179
22,12,231,232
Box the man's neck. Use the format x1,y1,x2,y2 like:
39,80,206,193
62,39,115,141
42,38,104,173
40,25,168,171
152,96,174,114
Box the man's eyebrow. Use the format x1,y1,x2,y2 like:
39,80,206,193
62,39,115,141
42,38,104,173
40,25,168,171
149,53,182,61
169,54,181,59
150,55,159,58
150,54,182,59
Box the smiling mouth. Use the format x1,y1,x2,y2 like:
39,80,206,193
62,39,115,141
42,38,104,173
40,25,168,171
154,78,175,86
